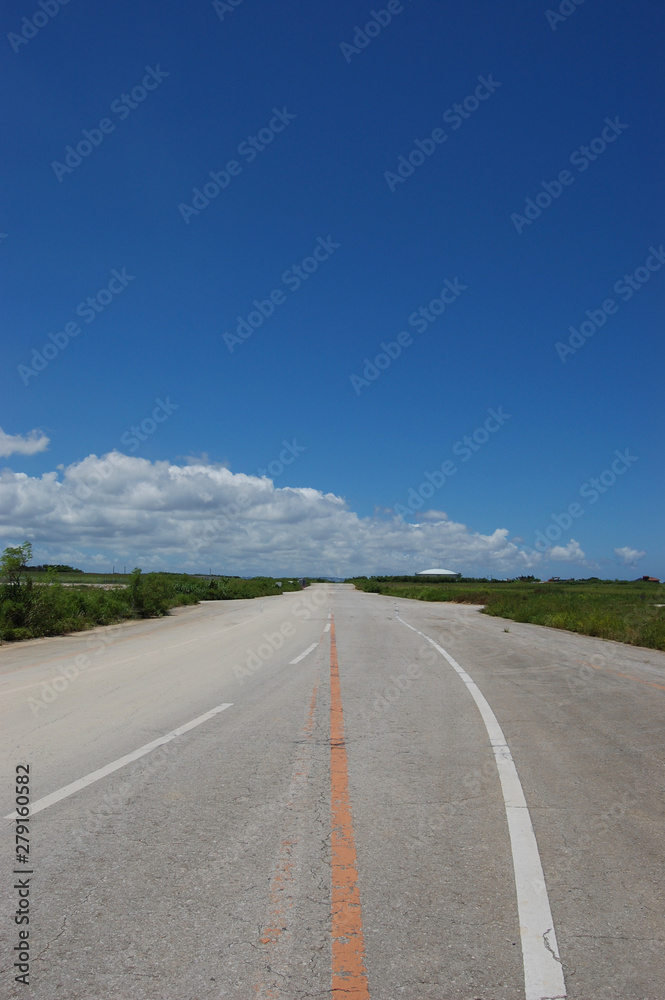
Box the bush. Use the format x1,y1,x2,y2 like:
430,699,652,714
128,569,172,618
0,567,300,642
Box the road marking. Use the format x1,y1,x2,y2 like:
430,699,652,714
329,615,370,998
575,659,665,692
324,622,331,632
290,642,318,664
4,702,233,819
397,614,566,1000
254,683,319,999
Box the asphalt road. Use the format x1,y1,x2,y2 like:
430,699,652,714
1,584,663,1000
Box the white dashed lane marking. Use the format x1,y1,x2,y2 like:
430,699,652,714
4,703,233,819
289,643,318,665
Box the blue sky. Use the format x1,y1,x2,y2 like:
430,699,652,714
1,0,663,578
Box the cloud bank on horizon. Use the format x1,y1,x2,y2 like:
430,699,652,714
0,449,643,577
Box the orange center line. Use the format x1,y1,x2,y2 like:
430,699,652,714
329,614,371,999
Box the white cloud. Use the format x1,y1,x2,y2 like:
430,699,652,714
614,546,646,565
0,451,542,577
549,539,586,562
0,427,50,458
419,509,449,521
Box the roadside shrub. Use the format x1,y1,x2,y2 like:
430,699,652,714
0,597,28,630
0,570,301,642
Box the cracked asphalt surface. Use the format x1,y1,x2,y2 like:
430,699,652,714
1,584,663,999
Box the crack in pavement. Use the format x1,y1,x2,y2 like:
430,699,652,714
37,915,68,961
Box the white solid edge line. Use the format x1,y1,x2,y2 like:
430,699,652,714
290,642,318,664
396,615,566,1000
4,703,233,820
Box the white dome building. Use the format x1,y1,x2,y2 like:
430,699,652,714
417,568,461,579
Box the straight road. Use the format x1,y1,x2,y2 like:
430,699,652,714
1,584,663,999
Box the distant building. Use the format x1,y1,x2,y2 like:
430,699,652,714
641,576,660,583
417,568,461,580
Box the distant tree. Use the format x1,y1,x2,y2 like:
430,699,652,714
1,541,33,592
27,563,81,574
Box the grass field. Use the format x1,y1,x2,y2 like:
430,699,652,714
0,571,303,642
348,577,665,651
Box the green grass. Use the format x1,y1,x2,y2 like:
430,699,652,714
348,577,665,651
0,572,303,642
